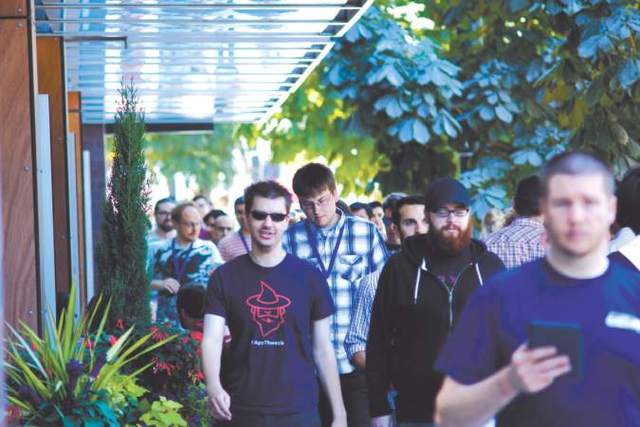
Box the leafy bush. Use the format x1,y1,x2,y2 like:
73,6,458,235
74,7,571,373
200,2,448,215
95,320,210,426
3,284,181,426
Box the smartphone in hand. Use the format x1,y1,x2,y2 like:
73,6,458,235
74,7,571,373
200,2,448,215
528,321,583,380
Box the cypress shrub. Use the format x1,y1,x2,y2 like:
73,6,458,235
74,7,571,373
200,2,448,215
97,81,151,327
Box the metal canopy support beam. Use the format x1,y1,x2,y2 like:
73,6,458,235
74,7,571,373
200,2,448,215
64,61,315,66
45,18,349,25
39,33,337,41
35,0,372,123
66,72,304,78
37,3,362,10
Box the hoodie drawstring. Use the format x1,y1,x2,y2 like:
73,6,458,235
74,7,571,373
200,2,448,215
474,262,484,286
413,259,427,304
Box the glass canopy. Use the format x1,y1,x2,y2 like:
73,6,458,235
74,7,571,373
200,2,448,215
35,1,372,124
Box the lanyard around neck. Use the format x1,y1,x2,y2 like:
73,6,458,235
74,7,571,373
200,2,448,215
304,219,346,279
239,232,250,253
171,238,195,283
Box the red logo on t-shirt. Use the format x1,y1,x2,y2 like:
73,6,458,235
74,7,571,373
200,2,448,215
246,281,292,337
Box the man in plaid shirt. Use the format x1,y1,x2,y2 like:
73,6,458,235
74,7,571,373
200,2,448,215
345,195,428,371
484,175,546,269
283,163,388,427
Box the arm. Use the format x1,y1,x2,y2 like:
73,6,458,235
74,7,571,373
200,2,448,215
312,317,347,427
436,344,571,427
351,352,366,371
150,278,180,293
365,265,395,420
344,273,378,369
367,225,389,273
150,246,181,293
202,314,232,421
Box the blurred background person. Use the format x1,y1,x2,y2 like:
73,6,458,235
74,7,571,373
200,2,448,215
484,175,545,269
382,193,407,252
203,209,225,241
350,202,373,220
369,201,387,241
609,166,640,271
151,202,223,326
194,194,214,240
610,166,640,252
217,196,252,262
147,197,176,245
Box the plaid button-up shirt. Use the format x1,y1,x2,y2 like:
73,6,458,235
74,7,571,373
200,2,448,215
283,211,389,374
344,270,382,362
484,217,546,269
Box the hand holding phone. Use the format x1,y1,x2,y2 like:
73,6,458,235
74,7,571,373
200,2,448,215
507,343,572,394
528,321,583,380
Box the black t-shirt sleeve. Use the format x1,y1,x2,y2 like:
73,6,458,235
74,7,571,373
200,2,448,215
205,267,227,318
309,267,336,321
435,283,501,384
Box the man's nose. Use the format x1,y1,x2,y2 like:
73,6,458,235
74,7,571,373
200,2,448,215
567,203,587,223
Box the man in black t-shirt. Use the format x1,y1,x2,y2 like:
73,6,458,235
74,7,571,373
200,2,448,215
202,181,347,427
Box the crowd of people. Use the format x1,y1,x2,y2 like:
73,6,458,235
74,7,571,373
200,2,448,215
144,151,640,427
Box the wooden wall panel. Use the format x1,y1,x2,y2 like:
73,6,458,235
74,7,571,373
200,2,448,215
0,0,27,17
37,37,71,294
82,124,106,291
0,19,39,330
68,91,86,304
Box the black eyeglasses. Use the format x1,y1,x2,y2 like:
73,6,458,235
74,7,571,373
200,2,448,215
250,210,288,222
431,207,469,218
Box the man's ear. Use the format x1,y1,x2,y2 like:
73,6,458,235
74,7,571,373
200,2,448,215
608,195,617,226
332,187,340,200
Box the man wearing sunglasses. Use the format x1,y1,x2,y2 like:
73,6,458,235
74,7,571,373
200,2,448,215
366,177,504,427
283,163,389,427
203,180,346,427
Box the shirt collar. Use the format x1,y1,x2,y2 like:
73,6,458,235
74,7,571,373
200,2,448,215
310,209,345,237
511,216,544,228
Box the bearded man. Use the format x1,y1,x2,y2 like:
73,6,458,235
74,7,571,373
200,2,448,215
366,177,505,427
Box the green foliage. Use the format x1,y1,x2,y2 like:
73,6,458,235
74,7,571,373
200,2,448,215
245,2,640,216
138,396,187,427
4,284,174,426
146,123,238,195
238,72,387,195
381,0,640,217
97,81,151,327
94,320,210,426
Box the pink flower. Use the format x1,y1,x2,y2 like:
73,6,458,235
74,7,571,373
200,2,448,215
85,339,94,349
151,327,169,341
189,369,205,383
108,335,117,346
115,319,125,330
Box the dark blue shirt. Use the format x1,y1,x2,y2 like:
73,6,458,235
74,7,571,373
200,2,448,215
205,254,335,415
436,258,640,427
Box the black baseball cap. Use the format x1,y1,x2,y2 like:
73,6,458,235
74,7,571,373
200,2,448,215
425,177,470,211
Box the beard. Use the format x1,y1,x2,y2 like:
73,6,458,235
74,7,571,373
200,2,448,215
430,221,473,255
158,221,174,233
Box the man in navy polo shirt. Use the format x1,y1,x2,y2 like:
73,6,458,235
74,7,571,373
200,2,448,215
435,151,640,427
202,181,347,427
